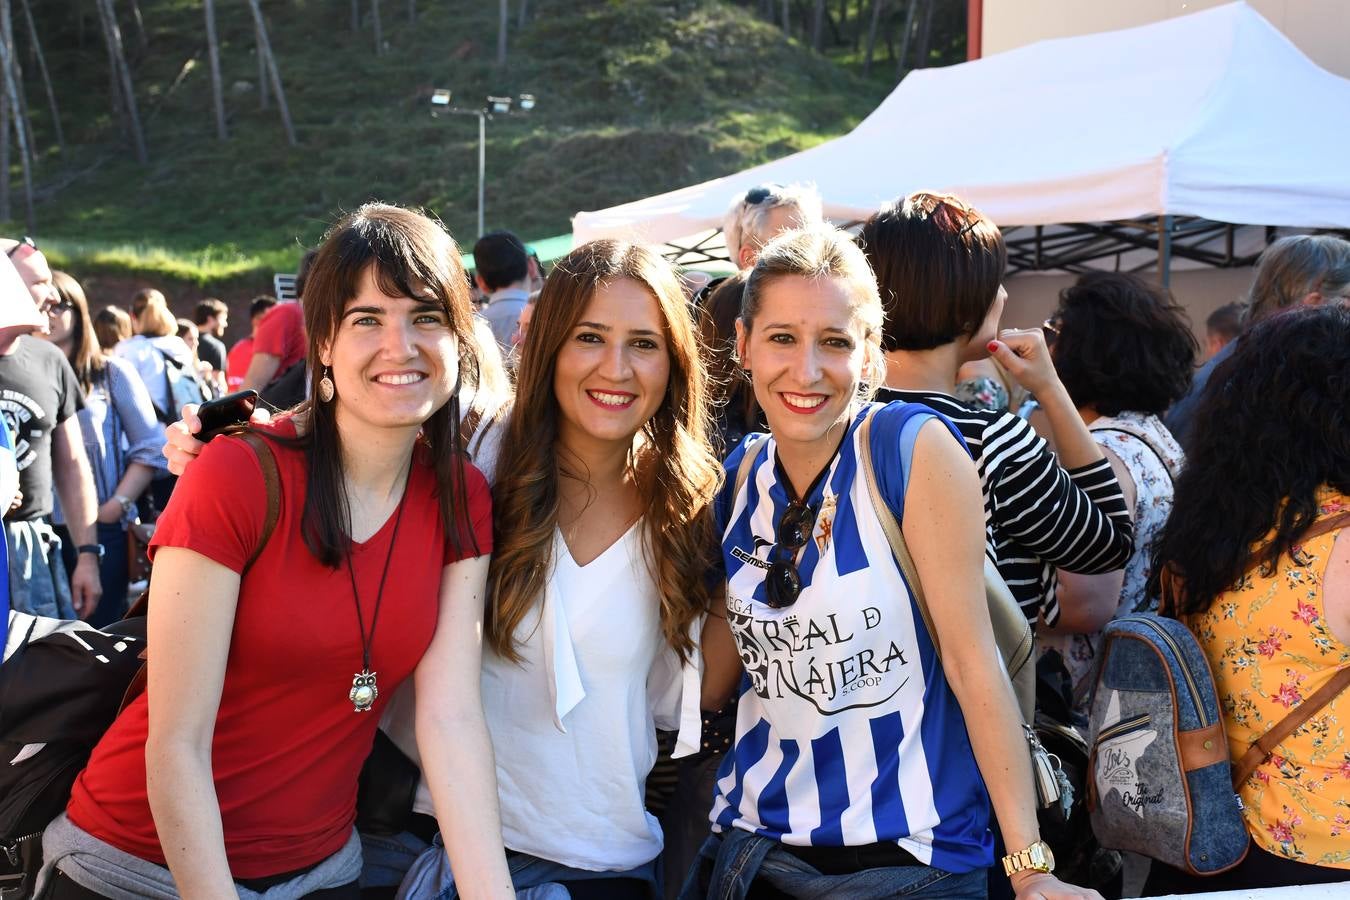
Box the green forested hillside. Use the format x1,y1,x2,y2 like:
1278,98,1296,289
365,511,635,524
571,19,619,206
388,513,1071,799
12,0,962,283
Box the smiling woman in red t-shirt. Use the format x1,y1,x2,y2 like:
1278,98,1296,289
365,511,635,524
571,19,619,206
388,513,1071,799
45,205,514,900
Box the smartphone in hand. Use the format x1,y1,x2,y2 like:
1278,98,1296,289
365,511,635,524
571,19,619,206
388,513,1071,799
196,390,260,442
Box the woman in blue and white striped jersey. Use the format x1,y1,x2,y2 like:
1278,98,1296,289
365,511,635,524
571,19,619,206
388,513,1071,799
686,227,1100,900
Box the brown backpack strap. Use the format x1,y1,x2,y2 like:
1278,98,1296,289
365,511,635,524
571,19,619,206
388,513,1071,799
1161,512,1350,618
459,404,485,451
238,432,283,571
1230,511,1350,788
1234,665,1350,789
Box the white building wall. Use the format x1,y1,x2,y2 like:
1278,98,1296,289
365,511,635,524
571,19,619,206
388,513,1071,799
982,0,1350,79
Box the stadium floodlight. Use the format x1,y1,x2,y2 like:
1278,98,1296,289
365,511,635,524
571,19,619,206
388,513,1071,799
429,90,538,237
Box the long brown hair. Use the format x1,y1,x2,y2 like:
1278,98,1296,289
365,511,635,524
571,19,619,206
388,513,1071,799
131,288,176,338
487,240,722,662
290,203,482,566
51,271,106,394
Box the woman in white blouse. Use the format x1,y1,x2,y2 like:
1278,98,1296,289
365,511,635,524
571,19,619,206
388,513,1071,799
425,239,722,898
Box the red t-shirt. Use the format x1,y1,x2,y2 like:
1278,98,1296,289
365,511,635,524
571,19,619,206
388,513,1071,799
67,422,492,878
225,336,254,389
253,302,306,375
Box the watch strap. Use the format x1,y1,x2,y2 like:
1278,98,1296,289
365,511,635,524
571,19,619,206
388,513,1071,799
1001,840,1053,877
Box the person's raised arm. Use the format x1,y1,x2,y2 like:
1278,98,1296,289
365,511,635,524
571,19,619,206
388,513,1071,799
51,416,102,618
988,329,1103,471
143,547,240,899
903,420,1099,900
162,403,271,476
414,554,514,900
239,352,282,394
1045,447,1136,634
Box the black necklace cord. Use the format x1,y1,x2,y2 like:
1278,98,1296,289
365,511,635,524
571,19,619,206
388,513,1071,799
344,488,408,673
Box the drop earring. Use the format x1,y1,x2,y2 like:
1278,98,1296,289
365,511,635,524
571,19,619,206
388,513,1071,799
318,367,335,403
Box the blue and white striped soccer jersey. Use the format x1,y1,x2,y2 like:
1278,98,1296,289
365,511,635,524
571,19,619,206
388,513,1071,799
711,402,994,873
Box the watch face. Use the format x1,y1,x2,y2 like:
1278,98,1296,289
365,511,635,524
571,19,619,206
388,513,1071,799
1032,841,1054,870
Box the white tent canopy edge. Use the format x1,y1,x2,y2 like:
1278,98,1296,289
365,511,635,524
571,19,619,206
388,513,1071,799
571,2,1350,250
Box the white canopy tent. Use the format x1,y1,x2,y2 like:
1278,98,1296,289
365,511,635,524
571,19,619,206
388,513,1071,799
572,2,1350,259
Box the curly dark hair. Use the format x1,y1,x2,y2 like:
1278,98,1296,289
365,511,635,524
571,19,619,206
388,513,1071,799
1051,272,1197,416
1152,305,1350,617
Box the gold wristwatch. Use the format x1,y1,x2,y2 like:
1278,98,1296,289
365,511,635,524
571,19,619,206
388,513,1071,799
1001,840,1055,878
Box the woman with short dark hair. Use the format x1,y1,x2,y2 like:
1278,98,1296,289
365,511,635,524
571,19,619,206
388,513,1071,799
1039,271,1197,714
859,192,1135,632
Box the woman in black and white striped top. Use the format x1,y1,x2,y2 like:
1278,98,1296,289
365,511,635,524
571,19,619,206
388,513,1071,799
859,192,1134,626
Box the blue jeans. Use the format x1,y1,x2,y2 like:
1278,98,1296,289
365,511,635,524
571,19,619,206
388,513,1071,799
678,830,987,900
6,519,74,618
396,833,660,899
361,829,431,890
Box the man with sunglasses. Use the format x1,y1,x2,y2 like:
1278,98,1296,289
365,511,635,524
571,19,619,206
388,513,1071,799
0,237,102,620
723,182,823,271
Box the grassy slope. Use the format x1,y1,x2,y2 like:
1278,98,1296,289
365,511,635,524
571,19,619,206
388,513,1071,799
19,0,896,285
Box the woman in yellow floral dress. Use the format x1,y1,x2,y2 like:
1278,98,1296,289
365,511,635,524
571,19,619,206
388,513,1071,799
1147,304,1350,893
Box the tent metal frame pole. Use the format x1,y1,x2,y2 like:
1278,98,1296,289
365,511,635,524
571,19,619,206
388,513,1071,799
1158,215,1173,287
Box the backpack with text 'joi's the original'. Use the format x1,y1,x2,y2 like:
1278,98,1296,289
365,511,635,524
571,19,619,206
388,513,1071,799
1086,614,1249,876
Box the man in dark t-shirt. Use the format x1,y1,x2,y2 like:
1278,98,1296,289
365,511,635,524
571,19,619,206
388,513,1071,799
192,298,229,373
0,238,102,618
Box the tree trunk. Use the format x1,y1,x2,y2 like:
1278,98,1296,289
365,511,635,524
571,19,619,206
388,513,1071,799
781,0,789,34
245,0,297,146
0,2,35,231
18,0,61,154
0,2,33,160
350,0,359,33
810,0,825,50
126,0,146,53
371,0,382,54
915,0,935,68
407,0,415,25
517,0,527,29
94,0,147,162
497,0,507,67
256,17,269,108
863,0,883,76
0,86,10,222
202,0,227,138
896,0,918,78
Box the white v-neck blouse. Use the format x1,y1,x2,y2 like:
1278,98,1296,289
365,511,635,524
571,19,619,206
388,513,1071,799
474,521,694,871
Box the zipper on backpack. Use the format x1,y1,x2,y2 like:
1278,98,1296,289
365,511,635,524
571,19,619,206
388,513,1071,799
1125,616,1209,730
2,832,38,868
1096,712,1152,744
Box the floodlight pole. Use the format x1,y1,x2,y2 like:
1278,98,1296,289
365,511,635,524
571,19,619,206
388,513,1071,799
431,91,535,238
476,110,486,237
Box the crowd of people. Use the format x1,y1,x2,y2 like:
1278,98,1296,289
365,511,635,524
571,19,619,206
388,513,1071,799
0,184,1346,900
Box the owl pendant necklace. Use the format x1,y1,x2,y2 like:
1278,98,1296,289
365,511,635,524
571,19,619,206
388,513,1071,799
344,489,407,713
